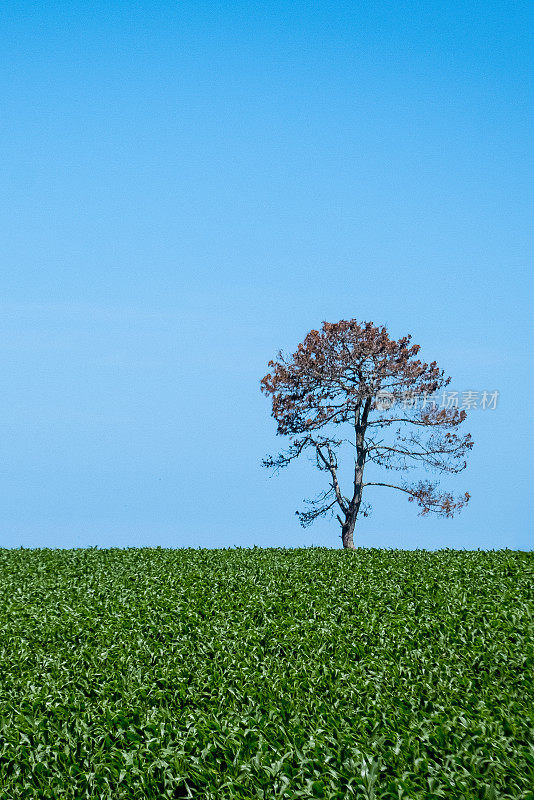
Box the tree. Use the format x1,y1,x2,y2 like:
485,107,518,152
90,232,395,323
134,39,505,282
260,320,473,549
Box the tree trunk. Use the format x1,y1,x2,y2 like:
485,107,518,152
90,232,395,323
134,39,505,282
341,516,357,550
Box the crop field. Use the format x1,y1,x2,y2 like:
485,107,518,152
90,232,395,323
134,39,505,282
0,547,532,799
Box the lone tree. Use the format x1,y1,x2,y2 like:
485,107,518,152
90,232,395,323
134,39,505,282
261,320,473,549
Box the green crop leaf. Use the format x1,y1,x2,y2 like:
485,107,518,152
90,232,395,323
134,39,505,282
0,546,532,798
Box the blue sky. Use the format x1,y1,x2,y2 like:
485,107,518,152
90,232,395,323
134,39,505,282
1,1,532,549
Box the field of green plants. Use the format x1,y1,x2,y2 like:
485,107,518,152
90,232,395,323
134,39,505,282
0,547,532,799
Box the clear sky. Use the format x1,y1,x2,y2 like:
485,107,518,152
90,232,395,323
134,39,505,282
1,1,532,550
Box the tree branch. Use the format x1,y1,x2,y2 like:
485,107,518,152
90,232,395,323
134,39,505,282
316,443,348,515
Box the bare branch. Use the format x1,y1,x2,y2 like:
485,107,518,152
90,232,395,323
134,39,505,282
364,481,471,517
316,443,348,515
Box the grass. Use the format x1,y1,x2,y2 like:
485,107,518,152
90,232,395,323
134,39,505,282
0,546,532,799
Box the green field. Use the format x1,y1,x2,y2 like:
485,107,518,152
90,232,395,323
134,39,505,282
0,547,532,799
